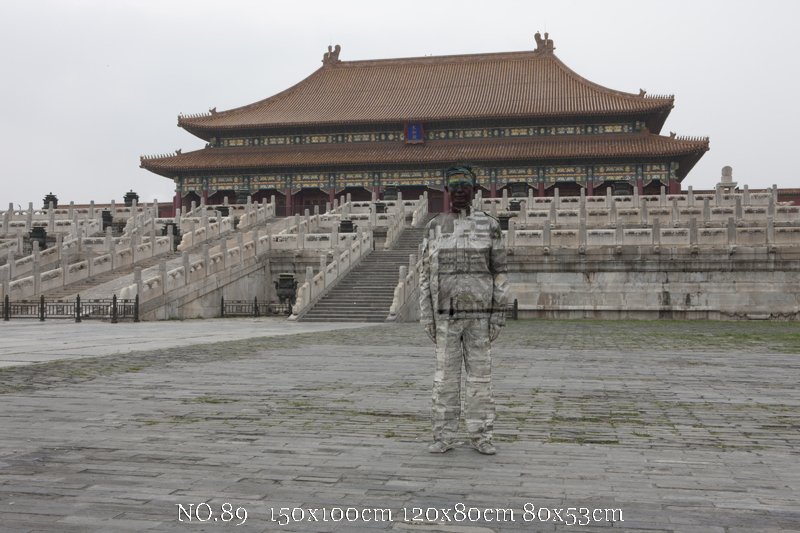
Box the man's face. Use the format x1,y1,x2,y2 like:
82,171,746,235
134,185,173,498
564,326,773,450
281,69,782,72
447,175,475,213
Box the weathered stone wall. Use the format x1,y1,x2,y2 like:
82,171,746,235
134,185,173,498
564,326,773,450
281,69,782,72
509,246,800,320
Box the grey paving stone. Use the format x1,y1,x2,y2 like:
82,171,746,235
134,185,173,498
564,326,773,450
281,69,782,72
0,319,798,532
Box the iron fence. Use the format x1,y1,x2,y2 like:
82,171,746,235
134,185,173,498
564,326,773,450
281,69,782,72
220,297,291,318
3,294,139,323
505,298,519,320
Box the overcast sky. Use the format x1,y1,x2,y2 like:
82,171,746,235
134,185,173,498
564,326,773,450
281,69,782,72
1,0,798,207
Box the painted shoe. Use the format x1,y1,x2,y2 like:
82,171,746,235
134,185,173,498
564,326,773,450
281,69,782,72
427,440,455,453
471,439,497,455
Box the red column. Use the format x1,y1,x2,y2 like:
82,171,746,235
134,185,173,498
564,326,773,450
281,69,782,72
668,180,681,194
372,186,381,201
172,193,180,217
636,179,644,196
538,183,545,197
490,183,497,198
202,190,209,204
442,188,450,212
284,188,293,216
587,180,594,197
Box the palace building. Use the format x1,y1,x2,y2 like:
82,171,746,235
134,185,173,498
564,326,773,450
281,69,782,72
141,34,709,216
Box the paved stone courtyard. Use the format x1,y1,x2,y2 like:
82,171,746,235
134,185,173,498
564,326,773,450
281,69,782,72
0,319,798,532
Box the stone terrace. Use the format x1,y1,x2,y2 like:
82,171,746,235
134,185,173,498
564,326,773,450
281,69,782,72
0,319,798,532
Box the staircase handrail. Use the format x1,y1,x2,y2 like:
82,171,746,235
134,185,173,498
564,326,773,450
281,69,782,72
288,229,373,320
386,254,421,321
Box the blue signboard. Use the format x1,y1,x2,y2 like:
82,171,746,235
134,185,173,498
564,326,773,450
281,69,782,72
404,123,424,144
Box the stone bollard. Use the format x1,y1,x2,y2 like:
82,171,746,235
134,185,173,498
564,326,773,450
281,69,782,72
111,199,116,218
743,185,750,206
33,261,40,295
660,186,666,207
579,217,587,247
252,228,260,257
502,188,509,210
703,198,711,223
134,266,143,298
615,221,624,245
640,199,649,225
687,186,694,207
608,199,617,225
542,223,551,247
652,218,661,245
671,198,679,226
606,187,613,208
182,251,190,282
715,185,722,207
632,183,640,209
768,192,775,217
689,218,698,245
735,196,743,221
220,237,228,268
767,216,774,244
8,250,15,279
203,244,211,276
727,217,736,245
159,258,167,294
507,218,516,247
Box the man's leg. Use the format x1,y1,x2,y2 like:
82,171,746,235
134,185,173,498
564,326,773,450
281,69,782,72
462,317,496,453
430,319,465,450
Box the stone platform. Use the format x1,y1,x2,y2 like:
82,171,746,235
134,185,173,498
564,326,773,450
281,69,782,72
0,319,798,532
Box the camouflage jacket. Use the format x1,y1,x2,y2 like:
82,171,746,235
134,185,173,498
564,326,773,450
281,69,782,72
418,210,509,325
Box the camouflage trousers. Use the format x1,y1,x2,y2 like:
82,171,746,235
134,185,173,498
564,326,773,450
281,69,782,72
431,317,495,443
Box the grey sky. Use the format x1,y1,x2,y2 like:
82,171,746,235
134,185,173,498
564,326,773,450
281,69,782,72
1,0,798,207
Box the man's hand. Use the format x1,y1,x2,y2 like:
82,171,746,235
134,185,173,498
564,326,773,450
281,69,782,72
425,323,437,344
489,323,502,342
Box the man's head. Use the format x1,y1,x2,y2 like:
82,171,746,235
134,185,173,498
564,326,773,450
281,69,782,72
445,165,477,213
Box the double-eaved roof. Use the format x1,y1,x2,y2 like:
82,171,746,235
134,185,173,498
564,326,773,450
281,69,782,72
178,46,674,137
143,37,708,179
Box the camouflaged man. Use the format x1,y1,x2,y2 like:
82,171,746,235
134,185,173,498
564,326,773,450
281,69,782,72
419,165,509,455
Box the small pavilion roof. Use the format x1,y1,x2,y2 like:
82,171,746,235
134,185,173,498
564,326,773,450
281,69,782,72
177,40,675,138
141,133,708,179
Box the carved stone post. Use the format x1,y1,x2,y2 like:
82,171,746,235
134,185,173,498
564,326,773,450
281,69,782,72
159,258,167,295
182,251,190,283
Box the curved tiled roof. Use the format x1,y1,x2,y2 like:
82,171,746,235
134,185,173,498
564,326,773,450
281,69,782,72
178,47,674,136
141,133,708,178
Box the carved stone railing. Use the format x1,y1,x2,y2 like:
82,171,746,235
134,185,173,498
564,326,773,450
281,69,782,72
386,253,420,321
288,230,373,320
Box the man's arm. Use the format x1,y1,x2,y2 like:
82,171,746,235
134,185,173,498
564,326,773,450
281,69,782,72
489,218,509,327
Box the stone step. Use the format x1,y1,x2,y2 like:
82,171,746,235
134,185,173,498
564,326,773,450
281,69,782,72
299,226,427,321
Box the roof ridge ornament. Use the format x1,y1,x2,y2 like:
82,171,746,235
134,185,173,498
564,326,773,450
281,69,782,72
534,31,554,53
322,44,341,66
